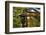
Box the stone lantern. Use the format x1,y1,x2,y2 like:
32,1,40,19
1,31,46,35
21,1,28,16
19,8,40,27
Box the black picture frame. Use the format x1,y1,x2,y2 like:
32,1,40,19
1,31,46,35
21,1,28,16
5,1,45,34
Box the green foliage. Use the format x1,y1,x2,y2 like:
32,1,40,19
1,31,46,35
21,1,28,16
13,7,25,28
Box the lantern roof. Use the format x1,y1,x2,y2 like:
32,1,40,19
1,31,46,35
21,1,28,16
23,8,40,13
